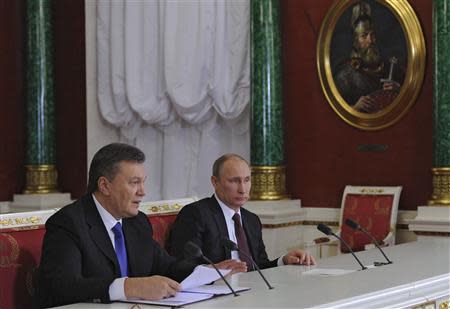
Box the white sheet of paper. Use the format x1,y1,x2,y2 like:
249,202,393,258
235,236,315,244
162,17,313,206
180,265,231,290
123,292,214,306
302,268,356,276
183,284,250,295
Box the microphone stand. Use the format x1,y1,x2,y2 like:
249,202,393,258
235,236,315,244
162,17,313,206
184,241,239,297
345,219,393,266
201,254,239,297
333,232,367,270
358,226,393,265
237,250,274,289
221,239,274,290
317,224,367,271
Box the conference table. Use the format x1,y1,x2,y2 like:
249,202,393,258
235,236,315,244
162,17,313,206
56,240,450,308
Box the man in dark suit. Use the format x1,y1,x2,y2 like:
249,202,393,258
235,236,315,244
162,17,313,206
169,154,316,270
36,143,245,308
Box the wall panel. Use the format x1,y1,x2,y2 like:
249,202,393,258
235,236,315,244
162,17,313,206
281,0,433,210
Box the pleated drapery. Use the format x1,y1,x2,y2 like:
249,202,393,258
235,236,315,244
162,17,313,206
97,0,250,200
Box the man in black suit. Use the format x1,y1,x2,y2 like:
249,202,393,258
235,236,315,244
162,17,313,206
169,154,316,270
36,143,245,308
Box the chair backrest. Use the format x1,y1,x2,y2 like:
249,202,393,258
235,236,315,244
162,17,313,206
338,185,402,253
0,197,197,309
139,197,197,250
0,209,54,309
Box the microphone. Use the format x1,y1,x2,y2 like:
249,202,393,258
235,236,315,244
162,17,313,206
345,218,393,265
184,241,239,297
317,223,367,270
221,239,274,290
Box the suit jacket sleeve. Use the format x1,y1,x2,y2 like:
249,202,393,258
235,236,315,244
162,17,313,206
168,203,206,264
36,208,114,308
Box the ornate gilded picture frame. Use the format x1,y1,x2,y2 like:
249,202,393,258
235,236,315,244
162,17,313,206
317,0,425,130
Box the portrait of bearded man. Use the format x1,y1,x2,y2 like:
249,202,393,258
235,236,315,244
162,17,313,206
332,1,406,114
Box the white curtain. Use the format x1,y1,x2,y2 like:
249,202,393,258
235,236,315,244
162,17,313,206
96,0,250,201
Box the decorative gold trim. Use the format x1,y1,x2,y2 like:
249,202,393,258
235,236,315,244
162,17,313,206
439,300,449,309
412,301,437,309
147,203,183,214
0,216,42,228
24,164,58,194
359,188,385,194
302,220,339,227
317,0,426,130
414,231,450,237
250,166,289,200
262,220,339,229
429,168,450,206
4,226,43,233
262,221,303,229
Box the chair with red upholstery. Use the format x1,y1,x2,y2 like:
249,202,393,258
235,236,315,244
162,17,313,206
0,197,196,309
315,185,402,256
139,197,197,250
0,225,46,309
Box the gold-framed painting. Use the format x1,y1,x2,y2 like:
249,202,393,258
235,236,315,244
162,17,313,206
317,0,425,130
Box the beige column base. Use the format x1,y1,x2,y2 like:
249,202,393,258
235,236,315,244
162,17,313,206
408,206,450,239
10,193,72,212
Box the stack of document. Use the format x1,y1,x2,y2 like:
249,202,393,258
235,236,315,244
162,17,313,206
121,265,250,306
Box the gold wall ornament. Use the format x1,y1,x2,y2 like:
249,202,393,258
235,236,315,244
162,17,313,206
317,0,426,130
24,164,58,194
429,168,450,206
250,166,289,200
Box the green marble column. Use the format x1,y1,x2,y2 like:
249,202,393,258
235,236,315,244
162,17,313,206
24,0,58,193
430,0,450,206
250,0,288,200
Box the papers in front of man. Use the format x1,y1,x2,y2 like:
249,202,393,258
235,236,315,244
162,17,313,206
121,265,250,307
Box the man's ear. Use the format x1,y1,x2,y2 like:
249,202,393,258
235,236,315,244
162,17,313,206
97,176,110,196
211,175,218,188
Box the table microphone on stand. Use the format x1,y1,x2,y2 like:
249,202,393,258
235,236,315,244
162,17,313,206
221,239,274,290
184,241,239,296
345,218,393,265
317,223,367,271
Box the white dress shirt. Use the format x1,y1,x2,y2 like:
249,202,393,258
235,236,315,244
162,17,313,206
92,194,127,301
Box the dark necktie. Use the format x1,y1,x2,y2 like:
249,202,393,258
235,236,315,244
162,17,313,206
232,213,253,270
112,222,128,277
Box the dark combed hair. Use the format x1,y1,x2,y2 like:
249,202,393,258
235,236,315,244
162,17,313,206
212,153,249,178
87,143,145,193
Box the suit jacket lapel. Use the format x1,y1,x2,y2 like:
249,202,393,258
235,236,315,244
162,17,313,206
84,195,120,274
241,209,256,258
210,196,232,259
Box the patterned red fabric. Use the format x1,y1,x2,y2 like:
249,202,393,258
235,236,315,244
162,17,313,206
0,213,178,309
147,214,177,250
341,194,393,253
0,227,46,309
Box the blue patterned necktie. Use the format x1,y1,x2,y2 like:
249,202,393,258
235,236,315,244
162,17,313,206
112,222,128,277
